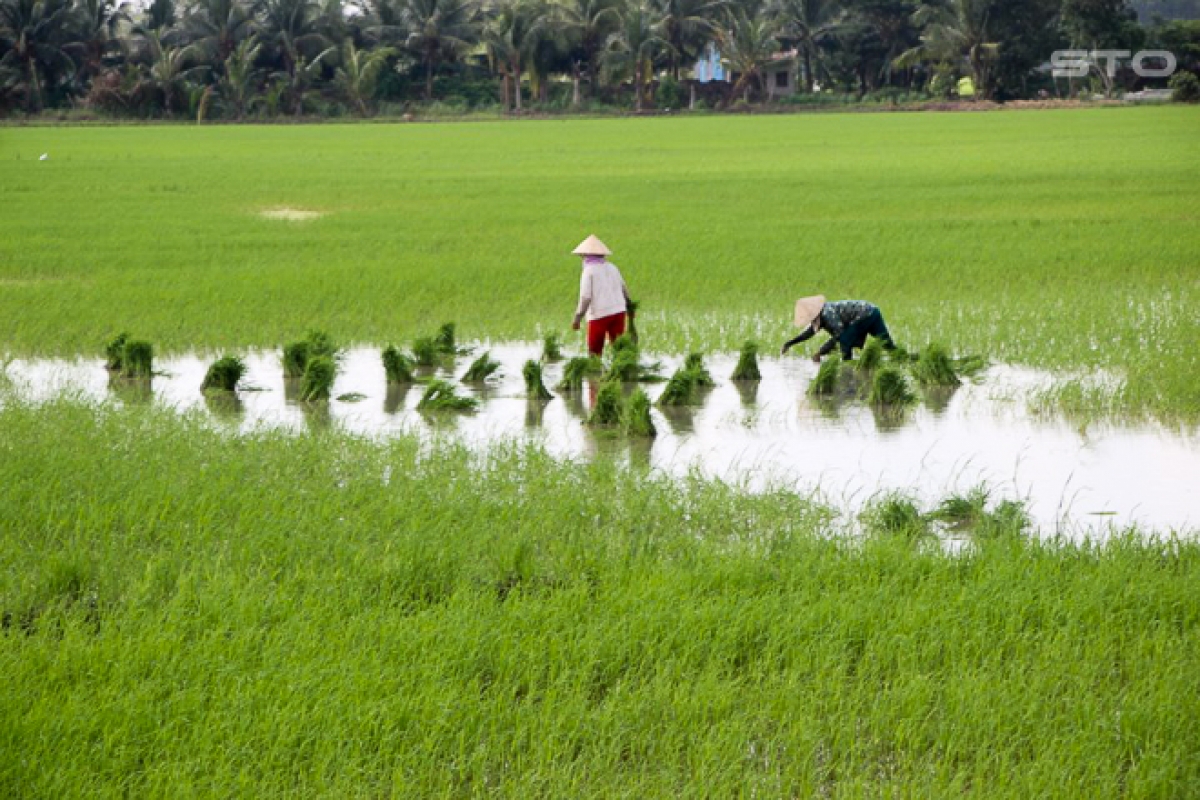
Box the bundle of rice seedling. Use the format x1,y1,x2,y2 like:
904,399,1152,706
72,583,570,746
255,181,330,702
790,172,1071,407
731,341,761,381
200,355,246,393
121,340,154,378
588,380,623,426
462,352,501,383
859,492,929,539
306,330,337,358
104,333,129,371
911,343,961,387
283,330,338,378
604,348,642,383
523,359,553,402
300,355,336,402
434,322,457,354
857,338,884,372
542,333,564,362
418,379,478,411
626,300,640,346
382,346,415,384
412,336,440,367
556,356,602,392
930,486,990,529
808,355,841,396
869,366,917,407
623,388,655,437
656,369,698,407
611,333,637,355
683,353,715,387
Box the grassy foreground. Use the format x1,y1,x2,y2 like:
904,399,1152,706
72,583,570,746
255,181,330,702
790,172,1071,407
2,400,1198,797
2,107,1199,418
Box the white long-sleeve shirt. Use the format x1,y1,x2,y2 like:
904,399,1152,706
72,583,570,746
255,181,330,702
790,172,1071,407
574,259,630,322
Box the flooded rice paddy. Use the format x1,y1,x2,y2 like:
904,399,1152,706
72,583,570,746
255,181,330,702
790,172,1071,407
5,343,1198,535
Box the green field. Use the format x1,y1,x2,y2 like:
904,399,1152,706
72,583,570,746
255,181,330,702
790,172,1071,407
2,107,1198,416
3,109,1200,797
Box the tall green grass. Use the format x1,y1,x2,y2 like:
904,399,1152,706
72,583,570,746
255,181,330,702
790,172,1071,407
0,399,1197,797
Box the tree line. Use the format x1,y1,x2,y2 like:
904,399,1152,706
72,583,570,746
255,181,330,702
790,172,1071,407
1,0,1197,118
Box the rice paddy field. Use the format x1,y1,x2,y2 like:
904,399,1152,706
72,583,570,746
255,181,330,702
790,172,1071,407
2,108,1200,797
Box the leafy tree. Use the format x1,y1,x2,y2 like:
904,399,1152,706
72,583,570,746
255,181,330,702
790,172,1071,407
220,33,260,116
397,0,481,100
550,0,621,104
895,0,999,99
654,0,721,80
182,0,256,69
716,6,779,103
0,0,80,111
321,38,395,114
604,0,670,111
771,0,841,92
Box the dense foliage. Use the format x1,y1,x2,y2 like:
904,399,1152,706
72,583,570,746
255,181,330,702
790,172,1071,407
1,0,1197,118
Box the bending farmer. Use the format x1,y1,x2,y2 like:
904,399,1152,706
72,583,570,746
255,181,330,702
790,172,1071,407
571,235,634,357
782,295,896,362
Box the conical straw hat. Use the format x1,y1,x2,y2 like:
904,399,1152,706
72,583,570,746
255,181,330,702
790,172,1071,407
794,295,826,329
572,235,612,257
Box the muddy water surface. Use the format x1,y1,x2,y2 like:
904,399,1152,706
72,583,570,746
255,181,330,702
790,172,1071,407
6,343,1198,535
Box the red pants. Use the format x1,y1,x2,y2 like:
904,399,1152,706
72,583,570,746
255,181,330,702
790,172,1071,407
587,312,626,356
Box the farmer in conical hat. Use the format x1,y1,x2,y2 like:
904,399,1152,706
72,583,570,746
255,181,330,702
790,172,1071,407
782,295,897,362
571,235,634,357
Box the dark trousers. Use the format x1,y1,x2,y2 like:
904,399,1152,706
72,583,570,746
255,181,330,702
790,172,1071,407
839,309,894,360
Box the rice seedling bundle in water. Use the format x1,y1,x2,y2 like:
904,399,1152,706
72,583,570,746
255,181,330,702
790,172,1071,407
418,379,478,411
434,322,457,354
523,360,553,402
657,369,698,407
381,346,415,384
623,388,656,437
588,380,624,426
869,366,917,407
809,356,841,396
104,332,129,371
683,353,715,387
121,340,154,378
412,337,440,367
557,356,601,392
912,343,961,387
857,338,884,372
200,356,246,393
731,341,761,381
300,356,337,402
283,331,338,378
462,352,501,383
611,334,637,356
542,333,564,362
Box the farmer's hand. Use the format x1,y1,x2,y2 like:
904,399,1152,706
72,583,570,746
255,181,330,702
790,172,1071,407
571,319,581,331
780,343,790,356
811,354,821,364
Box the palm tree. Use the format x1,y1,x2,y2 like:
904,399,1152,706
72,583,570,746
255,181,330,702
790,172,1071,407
69,0,130,81
182,0,255,70
254,0,328,78
484,0,541,111
894,0,998,100
653,0,721,80
0,0,80,111
604,0,671,111
137,28,205,114
141,0,176,31
550,0,620,105
220,33,260,116
770,0,838,92
321,39,396,115
396,0,480,101
716,7,779,104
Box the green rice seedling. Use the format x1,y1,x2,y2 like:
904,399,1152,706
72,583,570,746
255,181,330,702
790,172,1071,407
300,355,336,402
656,369,698,407
523,359,553,402
120,340,154,378
683,353,715,387
412,336,440,367
912,343,961,387
462,352,502,383
886,344,916,364
305,330,338,359
623,388,656,437
542,333,564,362
382,345,415,384
434,322,457,354
605,348,642,383
417,379,478,411
857,338,885,372
808,355,842,396
104,332,129,370
588,379,624,426
282,340,310,378
200,355,246,393
869,366,917,407
860,492,929,538
611,333,637,356
980,499,1033,538
731,341,761,381
953,354,988,378
931,485,990,529
556,356,602,392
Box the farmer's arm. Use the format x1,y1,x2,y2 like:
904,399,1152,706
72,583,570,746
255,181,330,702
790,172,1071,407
781,328,815,353
817,336,840,359
572,271,592,330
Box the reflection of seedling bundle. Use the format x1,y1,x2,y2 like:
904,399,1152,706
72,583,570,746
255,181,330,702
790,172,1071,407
542,333,564,362
283,330,338,378
300,356,337,402
105,333,154,378
462,352,502,383
201,356,246,393
731,341,761,381
809,356,841,396
623,388,655,437
869,366,917,407
588,380,623,426
418,379,478,411
382,346,415,384
557,356,603,392
523,359,553,401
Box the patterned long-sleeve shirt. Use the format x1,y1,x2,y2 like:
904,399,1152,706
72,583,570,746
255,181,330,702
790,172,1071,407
790,300,879,357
